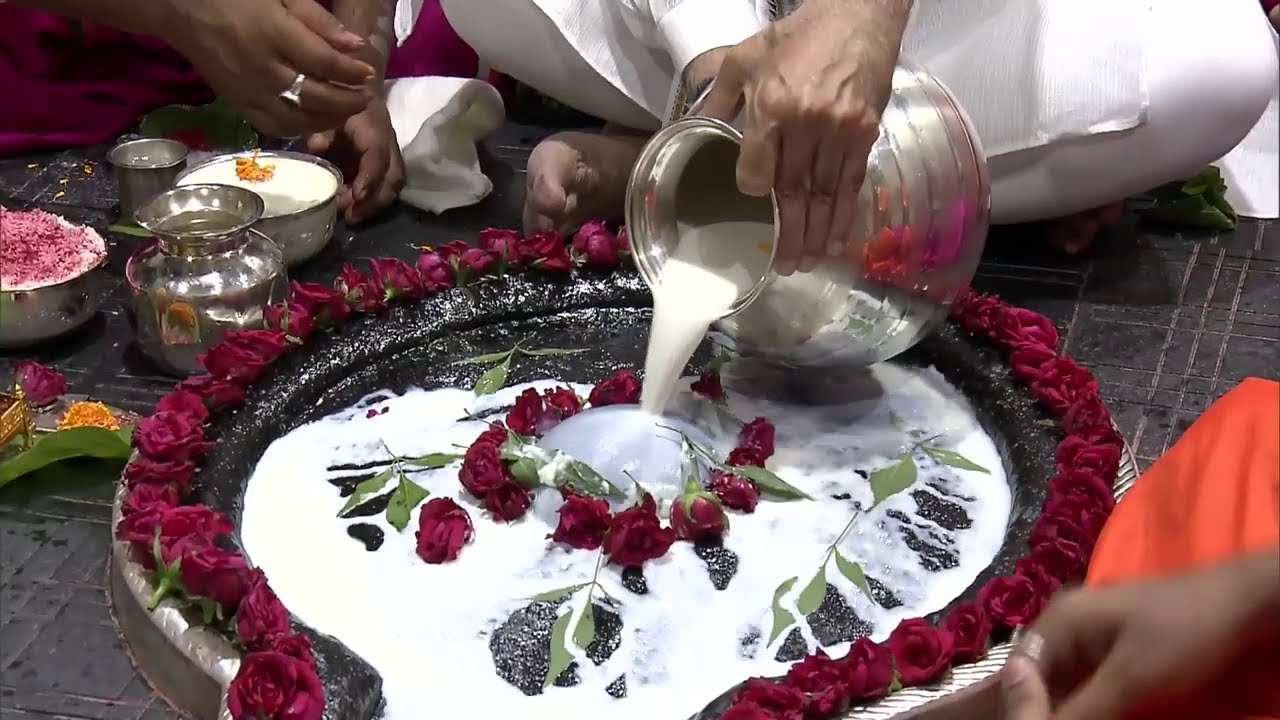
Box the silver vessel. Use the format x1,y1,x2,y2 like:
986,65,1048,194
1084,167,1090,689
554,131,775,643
626,62,990,369
125,184,288,376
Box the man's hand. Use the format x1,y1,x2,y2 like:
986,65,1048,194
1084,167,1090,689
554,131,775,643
307,101,405,224
700,0,908,274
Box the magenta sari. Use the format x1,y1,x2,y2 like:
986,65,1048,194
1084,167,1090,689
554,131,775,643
0,1,479,156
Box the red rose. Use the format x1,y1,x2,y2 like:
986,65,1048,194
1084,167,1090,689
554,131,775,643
167,534,252,609
458,440,514,498
736,678,806,720
587,369,641,407
1064,392,1111,434
478,227,523,264
264,302,315,342
1008,343,1058,385
783,650,852,717
991,307,1060,350
336,263,385,313
155,389,210,422
475,422,509,447
200,329,288,385
134,410,213,462
1027,511,1092,553
289,280,350,328
237,570,292,650
270,633,316,664
15,360,67,406
1029,357,1098,415
1037,495,1108,548
726,447,765,468
227,650,325,720
839,636,895,700
116,505,234,567
122,482,180,518
551,491,612,550
435,240,470,260
123,457,195,492
506,388,543,436
603,494,676,566
886,618,955,686
571,220,621,266
1055,434,1122,480
720,702,775,720
940,602,992,664
541,387,582,426
690,371,725,401
1016,537,1088,584
458,248,496,277
176,374,246,411
1047,468,1115,512
670,492,728,541
709,471,759,513
415,251,456,292
952,291,1003,334
415,498,474,564
978,570,1056,628
370,257,425,301
485,480,533,522
737,417,776,461
522,230,573,272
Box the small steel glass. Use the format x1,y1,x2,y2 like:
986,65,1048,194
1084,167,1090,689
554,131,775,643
108,138,189,223
126,184,288,377
625,62,991,371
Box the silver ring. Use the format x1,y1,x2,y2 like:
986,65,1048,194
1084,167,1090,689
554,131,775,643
279,73,306,108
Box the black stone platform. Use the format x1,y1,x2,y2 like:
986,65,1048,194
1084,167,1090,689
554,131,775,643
1,123,1277,718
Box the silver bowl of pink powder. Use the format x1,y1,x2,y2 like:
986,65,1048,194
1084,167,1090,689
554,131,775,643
0,207,109,348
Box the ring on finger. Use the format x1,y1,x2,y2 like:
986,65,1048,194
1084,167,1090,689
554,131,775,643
279,72,307,108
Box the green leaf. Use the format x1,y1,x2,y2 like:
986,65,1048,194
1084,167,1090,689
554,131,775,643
499,432,534,461
385,472,430,531
922,447,990,474
107,222,153,237
404,452,462,468
767,577,799,645
1141,193,1237,231
572,604,596,650
473,357,512,396
337,469,395,517
510,457,542,488
887,670,903,694
545,611,575,686
137,100,258,150
518,346,587,357
561,459,625,498
190,595,221,625
796,569,827,615
532,583,588,602
729,465,810,501
453,349,516,366
0,426,133,488
868,455,918,508
833,551,873,598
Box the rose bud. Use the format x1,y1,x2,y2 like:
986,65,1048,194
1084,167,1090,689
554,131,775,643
670,478,729,541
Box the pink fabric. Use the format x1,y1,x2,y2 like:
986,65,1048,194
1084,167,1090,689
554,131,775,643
0,0,478,156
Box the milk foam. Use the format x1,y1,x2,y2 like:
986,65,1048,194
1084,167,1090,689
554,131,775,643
241,366,1011,720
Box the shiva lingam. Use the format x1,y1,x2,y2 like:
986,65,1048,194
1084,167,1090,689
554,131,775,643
626,61,991,370
125,184,288,377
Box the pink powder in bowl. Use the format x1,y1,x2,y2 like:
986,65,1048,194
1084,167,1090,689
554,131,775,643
0,207,107,291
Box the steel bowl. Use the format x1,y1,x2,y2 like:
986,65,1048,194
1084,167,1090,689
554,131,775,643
175,151,340,267
107,138,190,224
0,255,107,349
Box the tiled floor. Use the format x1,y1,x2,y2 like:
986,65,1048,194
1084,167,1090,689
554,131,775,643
0,124,1276,718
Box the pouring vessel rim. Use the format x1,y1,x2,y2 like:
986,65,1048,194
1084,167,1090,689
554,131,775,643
175,150,342,218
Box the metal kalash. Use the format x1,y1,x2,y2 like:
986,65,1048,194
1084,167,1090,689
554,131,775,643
625,62,990,370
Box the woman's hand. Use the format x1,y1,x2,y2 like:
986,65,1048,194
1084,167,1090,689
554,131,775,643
307,100,405,224
699,0,909,275
1017,550,1280,720
164,0,377,137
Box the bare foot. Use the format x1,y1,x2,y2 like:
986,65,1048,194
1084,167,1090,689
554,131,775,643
523,126,651,235
1049,201,1126,255
1271,5,1279,32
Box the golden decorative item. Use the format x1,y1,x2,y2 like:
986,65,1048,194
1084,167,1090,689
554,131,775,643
58,401,122,431
0,380,36,450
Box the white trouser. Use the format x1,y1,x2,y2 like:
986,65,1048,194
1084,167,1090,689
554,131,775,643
441,0,1277,223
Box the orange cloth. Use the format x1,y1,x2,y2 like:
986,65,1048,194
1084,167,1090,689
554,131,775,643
1086,376,1280,720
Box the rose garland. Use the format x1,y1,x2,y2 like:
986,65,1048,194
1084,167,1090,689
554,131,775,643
105,215,1121,720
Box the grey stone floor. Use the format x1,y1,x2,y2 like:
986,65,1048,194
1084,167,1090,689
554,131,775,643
0,123,1276,718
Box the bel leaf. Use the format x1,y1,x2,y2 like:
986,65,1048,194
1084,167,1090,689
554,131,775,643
453,349,515,366
404,452,461,468
338,469,394,517
545,611,575,686
868,455,917,508
767,577,799,645
473,357,511,396
532,583,588,602
384,472,430,531
729,465,810,501
499,432,534,461
562,459,625,498
519,346,587,357
0,426,134,488
833,551,873,598
572,603,596,650
795,569,827,615
922,446,990,474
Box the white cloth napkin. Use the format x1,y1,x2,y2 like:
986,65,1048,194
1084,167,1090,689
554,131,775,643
1216,29,1279,220
384,76,506,214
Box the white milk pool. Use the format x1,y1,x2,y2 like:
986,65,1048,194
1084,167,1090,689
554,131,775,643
178,155,338,218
